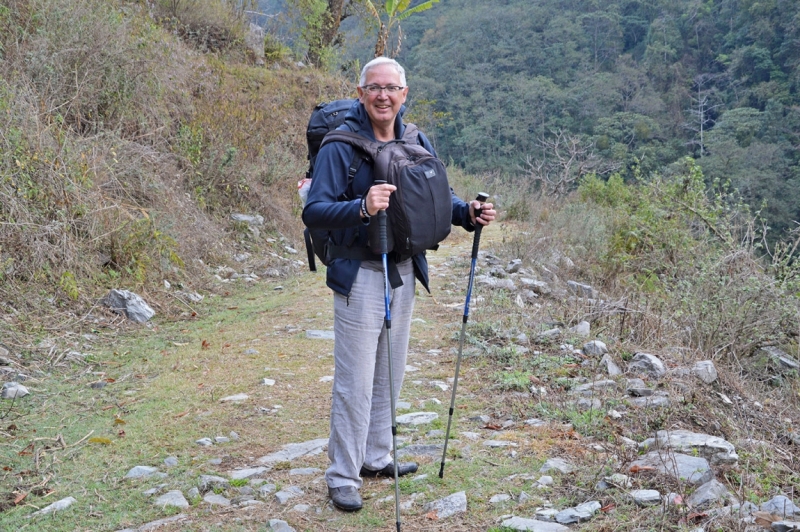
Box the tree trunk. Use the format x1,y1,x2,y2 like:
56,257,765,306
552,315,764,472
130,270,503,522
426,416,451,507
308,0,347,67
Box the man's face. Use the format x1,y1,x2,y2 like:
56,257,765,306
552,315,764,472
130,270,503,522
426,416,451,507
357,64,409,132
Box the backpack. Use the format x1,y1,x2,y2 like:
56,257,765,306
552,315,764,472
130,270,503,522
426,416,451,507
302,99,363,271
321,124,452,262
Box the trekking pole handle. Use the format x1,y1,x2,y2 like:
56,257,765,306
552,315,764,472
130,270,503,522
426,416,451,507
375,180,389,255
471,193,489,259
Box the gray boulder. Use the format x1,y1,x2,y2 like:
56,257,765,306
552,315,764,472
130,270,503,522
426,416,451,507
686,479,737,508
583,340,608,356
2,381,29,399
154,490,189,509
692,360,718,384
628,352,666,379
629,451,713,485
101,289,155,323
761,495,800,518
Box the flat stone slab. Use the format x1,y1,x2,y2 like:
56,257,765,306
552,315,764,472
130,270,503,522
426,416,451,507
396,444,443,458
30,496,77,515
203,493,231,506
289,467,322,476
125,466,160,479
396,412,438,425
539,457,574,474
129,514,189,532
268,519,297,532
258,438,328,464
639,429,738,465
500,517,570,531
631,489,662,506
629,450,713,485
629,395,670,408
692,360,718,383
306,330,335,340
424,491,467,519
772,521,800,532
220,393,249,402
228,467,270,480
556,501,600,524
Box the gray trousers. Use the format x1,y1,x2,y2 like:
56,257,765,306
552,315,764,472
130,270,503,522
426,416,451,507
325,260,415,489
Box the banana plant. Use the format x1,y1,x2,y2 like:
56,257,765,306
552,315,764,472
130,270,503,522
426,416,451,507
363,0,441,57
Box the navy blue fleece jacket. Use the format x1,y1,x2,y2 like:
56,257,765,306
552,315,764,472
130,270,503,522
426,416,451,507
302,100,475,297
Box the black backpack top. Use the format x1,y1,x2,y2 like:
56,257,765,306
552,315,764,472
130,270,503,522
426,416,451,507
305,98,359,179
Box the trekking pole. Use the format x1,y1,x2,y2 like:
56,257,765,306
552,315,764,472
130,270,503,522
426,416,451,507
375,180,402,532
439,192,490,479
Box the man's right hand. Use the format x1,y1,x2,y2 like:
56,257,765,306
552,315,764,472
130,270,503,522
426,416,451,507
365,183,396,216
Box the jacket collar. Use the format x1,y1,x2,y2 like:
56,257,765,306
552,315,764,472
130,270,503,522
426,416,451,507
345,100,407,140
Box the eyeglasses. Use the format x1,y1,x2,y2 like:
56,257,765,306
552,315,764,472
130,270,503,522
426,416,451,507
360,84,405,95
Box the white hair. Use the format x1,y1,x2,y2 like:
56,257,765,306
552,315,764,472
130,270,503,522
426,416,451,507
359,57,407,87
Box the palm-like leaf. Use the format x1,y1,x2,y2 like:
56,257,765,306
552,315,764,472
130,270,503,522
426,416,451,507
396,0,440,21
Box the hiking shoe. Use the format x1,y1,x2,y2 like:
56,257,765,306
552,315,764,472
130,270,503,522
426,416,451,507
360,462,418,478
328,486,362,511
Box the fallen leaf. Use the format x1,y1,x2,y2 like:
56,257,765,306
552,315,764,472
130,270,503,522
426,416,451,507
201,339,210,350
2,466,11,471
227,306,238,310
12,492,27,505
172,342,188,347
600,503,616,512
687,511,708,521
425,511,439,520
105,378,116,383
753,511,780,526
629,464,657,473
113,418,126,425
483,423,502,430
117,430,126,438
88,437,113,445
174,411,189,418
222,343,231,348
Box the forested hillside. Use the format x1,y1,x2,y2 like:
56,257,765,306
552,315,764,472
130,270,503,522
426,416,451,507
396,0,800,236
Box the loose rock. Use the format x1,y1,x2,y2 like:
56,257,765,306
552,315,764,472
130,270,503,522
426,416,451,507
396,412,438,425
628,353,667,379
539,457,574,474
1,381,29,399
30,496,77,515
500,517,570,531
639,430,738,465
630,490,662,506
423,491,467,519
154,490,189,509
692,360,718,384
101,289,155,323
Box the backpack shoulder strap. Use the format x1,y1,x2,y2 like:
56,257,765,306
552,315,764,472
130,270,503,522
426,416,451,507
319,130,379,201
320,130,380,158
401,123,420,143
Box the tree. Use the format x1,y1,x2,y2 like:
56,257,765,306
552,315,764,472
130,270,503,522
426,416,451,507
300,0,361,67
362,0,440,57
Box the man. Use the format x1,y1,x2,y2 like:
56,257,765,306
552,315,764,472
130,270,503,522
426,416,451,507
302,57,496,512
